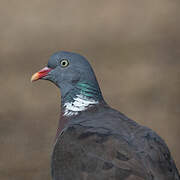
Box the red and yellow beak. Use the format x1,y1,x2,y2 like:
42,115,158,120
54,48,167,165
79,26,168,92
31,67,52,82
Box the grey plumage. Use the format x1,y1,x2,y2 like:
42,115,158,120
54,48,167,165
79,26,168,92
52,105,179,180
31,51,180,180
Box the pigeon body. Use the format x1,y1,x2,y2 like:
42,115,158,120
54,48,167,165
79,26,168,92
31,51,180,180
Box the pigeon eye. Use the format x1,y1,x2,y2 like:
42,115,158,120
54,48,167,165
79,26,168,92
60,59,69,67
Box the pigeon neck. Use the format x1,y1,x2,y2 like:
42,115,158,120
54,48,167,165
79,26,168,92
61,81,104,117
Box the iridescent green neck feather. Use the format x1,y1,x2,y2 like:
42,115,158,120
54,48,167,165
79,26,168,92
62,81,103,104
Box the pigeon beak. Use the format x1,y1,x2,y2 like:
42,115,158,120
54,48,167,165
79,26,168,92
31,67,52,82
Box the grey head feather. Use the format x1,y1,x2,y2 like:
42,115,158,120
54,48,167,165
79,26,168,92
43,51,104,103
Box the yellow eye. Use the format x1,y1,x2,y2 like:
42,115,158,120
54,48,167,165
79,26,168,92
60,59,69,67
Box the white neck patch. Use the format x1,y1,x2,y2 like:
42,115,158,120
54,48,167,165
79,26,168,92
63,94,98,116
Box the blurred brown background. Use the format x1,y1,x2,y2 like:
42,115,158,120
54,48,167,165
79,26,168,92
0,0,180,179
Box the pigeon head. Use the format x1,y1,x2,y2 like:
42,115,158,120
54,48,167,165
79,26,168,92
31,51,104,116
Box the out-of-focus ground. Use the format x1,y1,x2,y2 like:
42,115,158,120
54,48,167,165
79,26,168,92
0,0,180,179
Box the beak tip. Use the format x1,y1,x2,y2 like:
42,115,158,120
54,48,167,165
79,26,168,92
31,73,39,82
